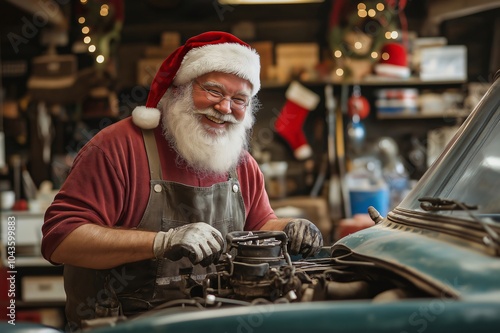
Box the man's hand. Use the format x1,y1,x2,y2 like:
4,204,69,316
283,219,323,258
153,222,224,267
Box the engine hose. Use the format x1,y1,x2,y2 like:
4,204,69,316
325,280,373,300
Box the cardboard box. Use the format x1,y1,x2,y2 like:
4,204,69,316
419,45,467,81
275,43,319,82
137,58,163,86
271,196,331,243
161,32,181,49
22,276,65,302
249,41,274,81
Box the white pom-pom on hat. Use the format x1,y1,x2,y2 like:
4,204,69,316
131,106,161,129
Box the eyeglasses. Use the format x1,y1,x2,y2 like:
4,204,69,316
195,81,250,111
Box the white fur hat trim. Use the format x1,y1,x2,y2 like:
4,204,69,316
173,43,261,96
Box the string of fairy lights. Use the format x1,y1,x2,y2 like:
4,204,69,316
76,0,111,65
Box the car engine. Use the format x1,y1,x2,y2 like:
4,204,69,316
134,230,435,319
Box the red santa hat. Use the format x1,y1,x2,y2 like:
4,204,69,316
374,42,410,79
132,31,261,129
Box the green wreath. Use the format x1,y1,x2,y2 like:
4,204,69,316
328,0,400,62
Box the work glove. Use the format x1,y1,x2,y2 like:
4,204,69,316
283,219,323,258
153,222,224,267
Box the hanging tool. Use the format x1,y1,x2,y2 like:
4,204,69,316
338,84,351,219
325,84,342,224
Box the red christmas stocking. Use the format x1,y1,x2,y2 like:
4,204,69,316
275,81,320,160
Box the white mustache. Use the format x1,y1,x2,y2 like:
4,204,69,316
193,109,240,124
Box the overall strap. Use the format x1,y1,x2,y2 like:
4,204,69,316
142,129,163,180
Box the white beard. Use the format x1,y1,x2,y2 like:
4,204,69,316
160,84,256,176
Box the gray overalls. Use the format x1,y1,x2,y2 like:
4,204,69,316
64,129,245,330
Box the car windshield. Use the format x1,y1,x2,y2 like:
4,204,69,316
399,76,500,223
